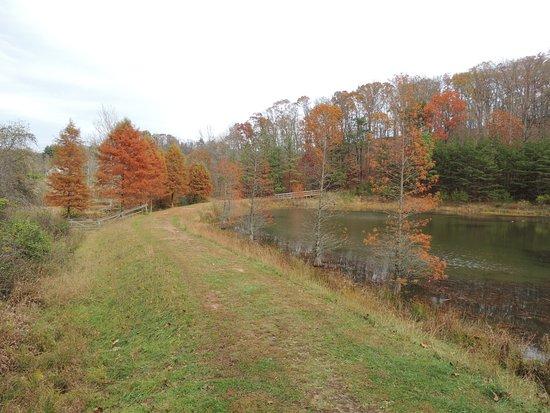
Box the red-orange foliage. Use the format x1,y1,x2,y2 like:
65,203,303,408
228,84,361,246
188,163,213,202
370,129,436,199
215,157,242,199
302,104,343,188
304,103,343,151
45,121,90,216
143,137,168,203
165,143,188,206
424,90,467,140
487,109,524,144
96,120,155,208
368,128,446,288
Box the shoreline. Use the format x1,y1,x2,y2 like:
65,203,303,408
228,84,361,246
271,194,550,218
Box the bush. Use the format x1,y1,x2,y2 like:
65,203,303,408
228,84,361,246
449,190,469,203
487,189,513,203
22,208,69,239
0,215,55,296
536,194,550,205
2,219,52,261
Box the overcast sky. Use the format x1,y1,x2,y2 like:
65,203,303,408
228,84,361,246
1,0,549,148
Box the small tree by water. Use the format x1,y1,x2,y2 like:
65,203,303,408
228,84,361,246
367,123,446,292
303,103,344,266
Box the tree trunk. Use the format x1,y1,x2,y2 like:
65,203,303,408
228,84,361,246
249,152,258,241
313,135,328,266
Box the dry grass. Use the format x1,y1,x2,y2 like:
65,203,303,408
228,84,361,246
273,193,550,217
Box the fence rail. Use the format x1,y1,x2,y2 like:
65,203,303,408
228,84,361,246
272,190,321,200
68,204,148,229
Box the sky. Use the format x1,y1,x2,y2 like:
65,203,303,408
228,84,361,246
1,0,549,149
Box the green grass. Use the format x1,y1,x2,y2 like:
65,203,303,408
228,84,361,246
1,205,545,412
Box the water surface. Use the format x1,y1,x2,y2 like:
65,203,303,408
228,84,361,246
265,209,550,340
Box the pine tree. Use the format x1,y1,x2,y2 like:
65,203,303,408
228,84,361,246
188,163,213,203
45,121,90,216
165,143,188,206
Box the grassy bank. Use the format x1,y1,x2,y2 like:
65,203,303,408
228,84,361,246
275,193,550,217
1,204,547,411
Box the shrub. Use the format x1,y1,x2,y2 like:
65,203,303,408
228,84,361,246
487,189,513,203
536,194,550,205
2,219,52,261
23,209,69,239
0,218,52,296
449,190,469,203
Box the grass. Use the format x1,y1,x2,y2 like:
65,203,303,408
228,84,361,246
1,204,547,412
275,192,550,217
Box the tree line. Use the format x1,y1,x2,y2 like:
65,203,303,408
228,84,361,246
1,51,548,291
177,51,549,203
44,120,213,215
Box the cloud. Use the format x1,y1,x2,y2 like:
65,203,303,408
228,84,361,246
1,0,549,149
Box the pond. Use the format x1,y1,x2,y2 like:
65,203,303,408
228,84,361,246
264,208,550,343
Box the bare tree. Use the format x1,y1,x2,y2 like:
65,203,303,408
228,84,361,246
236,121,272,241
303,104,344,266
93,105,120,142
0,122,37,204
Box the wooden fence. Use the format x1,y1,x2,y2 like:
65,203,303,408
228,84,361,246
68,204,148,229
272,190,321,200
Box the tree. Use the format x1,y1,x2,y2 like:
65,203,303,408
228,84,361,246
188,163,213,203
368,127,445,292
93,105,120,142
237,121,272,241
214,157,242,228
304,103,344,266
0,122,37,204
165,143,188,206
96,119,152,208
487,110,524,145
142,136,168,208
424,90,467,140
44,121,90,216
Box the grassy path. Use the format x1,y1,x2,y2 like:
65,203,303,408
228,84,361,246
2,205,545,412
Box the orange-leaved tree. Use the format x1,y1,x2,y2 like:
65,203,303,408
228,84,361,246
96,119,152,208
214,157,242,227
303,103,344,266
424,90,467,140
165,143,188,206
142,136,168,207
45,121,90,216
188,163,213,203
368,125,446,292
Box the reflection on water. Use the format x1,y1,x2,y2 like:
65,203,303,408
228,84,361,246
264,209,550,341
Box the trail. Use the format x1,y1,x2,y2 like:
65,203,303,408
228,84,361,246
2,205,543,412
